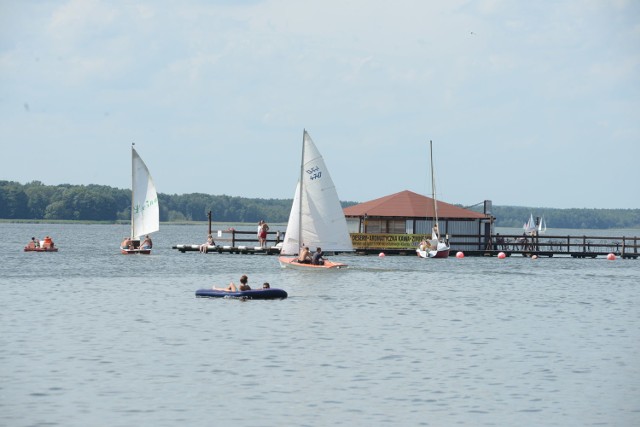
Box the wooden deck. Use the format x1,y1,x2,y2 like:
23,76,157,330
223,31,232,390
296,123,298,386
355,233,639,259
172,230,639,259
173,244,280,255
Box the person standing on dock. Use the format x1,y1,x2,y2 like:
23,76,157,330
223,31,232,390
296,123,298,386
259,220,269,248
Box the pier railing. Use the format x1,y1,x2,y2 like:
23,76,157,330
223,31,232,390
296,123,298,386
214,229,283,247
174,228,639,259
349,232,639,258
448,233,639,258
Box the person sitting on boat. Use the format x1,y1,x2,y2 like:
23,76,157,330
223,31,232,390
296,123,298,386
199,234,215,253
297,246,312,264
141,235,153,250
121,237,133,250
214,275,250,292
42,236,54,249
312,247,325,265
28,237,40,249
262,282,270,289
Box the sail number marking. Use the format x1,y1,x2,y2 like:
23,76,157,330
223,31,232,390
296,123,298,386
305,166,322,180
134,197,158,214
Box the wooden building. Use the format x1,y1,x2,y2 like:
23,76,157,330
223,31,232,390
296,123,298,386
343,190,493,252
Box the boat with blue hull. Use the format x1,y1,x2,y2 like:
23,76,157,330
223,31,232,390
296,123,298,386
195,288,288,300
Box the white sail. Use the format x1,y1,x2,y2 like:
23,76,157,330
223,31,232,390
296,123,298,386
282,182,301,254
537,216,547,234
281,130,353,255
131,147,159,239
524,213,536,235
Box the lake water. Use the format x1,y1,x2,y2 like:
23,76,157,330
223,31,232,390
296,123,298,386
1,223,639,427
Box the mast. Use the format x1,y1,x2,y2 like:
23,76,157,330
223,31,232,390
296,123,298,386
298,129,306,252
430,140,440,240
130,143,135,239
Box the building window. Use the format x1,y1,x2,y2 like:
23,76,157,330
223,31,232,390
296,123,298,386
388,220,406,234
405,220,414,234
366,219,382,233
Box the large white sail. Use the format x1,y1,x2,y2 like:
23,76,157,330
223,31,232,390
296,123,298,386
131,147,159,239
281,131,353,255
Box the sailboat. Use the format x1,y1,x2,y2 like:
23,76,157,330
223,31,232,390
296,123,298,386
523,214,546,235
121,144,159,255
416,140,450,259
523,213,536,235
537,216,547,234
278,130,353,269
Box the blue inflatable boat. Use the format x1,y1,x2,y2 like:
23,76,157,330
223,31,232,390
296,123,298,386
195,288,288,300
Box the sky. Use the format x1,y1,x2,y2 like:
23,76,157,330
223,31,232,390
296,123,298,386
1,0,639,209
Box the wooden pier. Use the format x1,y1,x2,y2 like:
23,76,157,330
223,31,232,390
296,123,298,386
354,233,639,259
172,229,282,254
172,227,639,259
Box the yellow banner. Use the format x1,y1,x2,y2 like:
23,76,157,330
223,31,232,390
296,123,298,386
350,233,424,249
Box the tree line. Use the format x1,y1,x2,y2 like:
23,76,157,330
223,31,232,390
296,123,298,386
1,180,639,229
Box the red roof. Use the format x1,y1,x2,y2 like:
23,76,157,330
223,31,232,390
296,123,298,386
343,190,487,219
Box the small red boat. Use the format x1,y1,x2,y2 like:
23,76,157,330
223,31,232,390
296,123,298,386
24,246,58,252
24,236,58,252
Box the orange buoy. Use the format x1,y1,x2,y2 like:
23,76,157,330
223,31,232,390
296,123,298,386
456,251,464,259
607,253,616,260
378,252,385,257
497,252,506,259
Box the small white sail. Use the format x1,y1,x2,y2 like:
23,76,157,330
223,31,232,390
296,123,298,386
537,216,547,234
281,130,353,255
524,213,536,235
131,147,159,239
281,182,301,255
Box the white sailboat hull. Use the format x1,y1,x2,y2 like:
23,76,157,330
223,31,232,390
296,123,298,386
416,241,450,259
